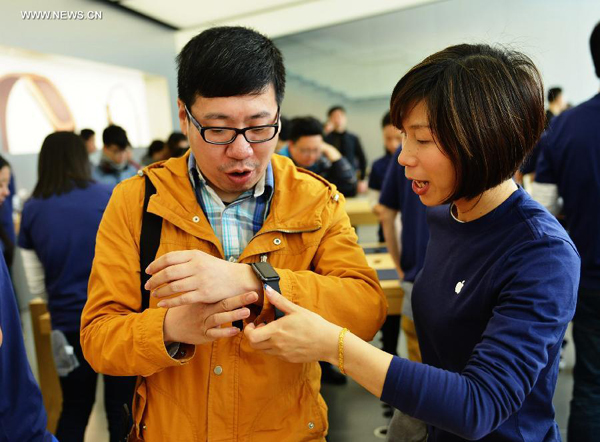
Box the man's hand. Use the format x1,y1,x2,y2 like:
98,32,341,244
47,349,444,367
145,250,261,308
164,291,258,345
357,180,368,194
321,142,342,162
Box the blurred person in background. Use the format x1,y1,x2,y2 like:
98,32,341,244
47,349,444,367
324,105,368,193
93,125,138,188
279,116,357,197
368,111,403,243
0,156,14,269
166,131,189,158
80,128,96,154
18,132,136,442
517,86,568,182
142,139,169,166
275,115,290,152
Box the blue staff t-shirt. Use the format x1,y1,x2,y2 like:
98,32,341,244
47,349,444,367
379,147,429,282
0,254,55,442
381,187,579,441
535,93,600,290
18,182,111,332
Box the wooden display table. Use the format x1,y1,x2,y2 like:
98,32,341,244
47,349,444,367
364,252,403,315
345,197,379,226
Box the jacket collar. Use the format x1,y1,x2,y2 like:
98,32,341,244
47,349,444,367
144,151,333,254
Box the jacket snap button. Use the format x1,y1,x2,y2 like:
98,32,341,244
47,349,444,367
273,238,281,245
192,216,200,223
142,424,147,430
333,194,339,202
228,257,237,263
137,170,144,177
308,421,315,429
214,365,223,375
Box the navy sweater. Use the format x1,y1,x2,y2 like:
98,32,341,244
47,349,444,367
0,255,55,441
381,188,579,441
18,183,111,332
535,93,600,290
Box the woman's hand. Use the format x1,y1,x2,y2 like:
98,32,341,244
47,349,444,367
244,286,341,364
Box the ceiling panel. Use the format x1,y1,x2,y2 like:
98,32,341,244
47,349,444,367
120,0,308,28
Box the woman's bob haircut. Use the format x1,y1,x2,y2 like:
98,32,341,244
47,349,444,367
391,44,545,202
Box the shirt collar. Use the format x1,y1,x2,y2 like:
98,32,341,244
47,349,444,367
188,150,274,200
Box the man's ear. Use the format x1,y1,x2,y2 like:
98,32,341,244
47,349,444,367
177,99,188,136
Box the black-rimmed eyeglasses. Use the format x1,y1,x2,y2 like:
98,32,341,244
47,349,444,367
185,105,280,145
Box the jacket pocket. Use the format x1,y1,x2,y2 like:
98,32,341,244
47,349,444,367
248,378,327,441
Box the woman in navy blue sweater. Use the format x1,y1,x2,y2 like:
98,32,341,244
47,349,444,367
244,44,580,441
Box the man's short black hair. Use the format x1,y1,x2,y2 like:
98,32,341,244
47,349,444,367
591,22,600,78
103,125,130,150
381,111,392,128
80,128,94,141
177,26,286,107
327,105,345,117
289,117,323,142
547,87,562,103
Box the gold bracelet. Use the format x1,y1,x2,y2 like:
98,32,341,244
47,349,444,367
338,328,349,375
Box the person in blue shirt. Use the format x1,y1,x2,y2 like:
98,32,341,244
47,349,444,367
0,157,14,269
244,44,580,441
92,124,138,188
533,22,600,442
368,111,403,243
18,132,135,442
278,116,358,197
0,252,57,442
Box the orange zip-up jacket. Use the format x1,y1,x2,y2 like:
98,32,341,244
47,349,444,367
81,152,387,441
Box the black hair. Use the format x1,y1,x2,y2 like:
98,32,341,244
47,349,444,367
80,128,95,141
547,87,562,103
148,140,166,156
279,116,291,142
289,117,324,142
102,125,130,150
391,44,544,202
381,111,392,128
177,26,286,107
591,22,600,78
327,105,345,117
32,131,92,199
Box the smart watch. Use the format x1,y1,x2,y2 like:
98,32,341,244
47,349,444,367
250,262,285,320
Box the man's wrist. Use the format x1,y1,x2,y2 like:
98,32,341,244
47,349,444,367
240,263,264,305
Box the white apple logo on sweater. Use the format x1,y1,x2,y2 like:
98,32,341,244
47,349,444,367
455,280,465,294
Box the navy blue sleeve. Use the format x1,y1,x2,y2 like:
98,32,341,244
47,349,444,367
0,175,15,245
17,202,33,250
534,130,557,184
379,147,403,210
380,237,579,440
0,254,53,442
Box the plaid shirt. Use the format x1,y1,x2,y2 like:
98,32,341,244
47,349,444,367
188,152,274,262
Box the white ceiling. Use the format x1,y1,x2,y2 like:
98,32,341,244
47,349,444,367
113,0,600,103
274,0,600,101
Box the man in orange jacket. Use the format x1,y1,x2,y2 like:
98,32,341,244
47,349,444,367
81,26,386,441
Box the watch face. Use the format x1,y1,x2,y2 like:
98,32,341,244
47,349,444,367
253,262,279,280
